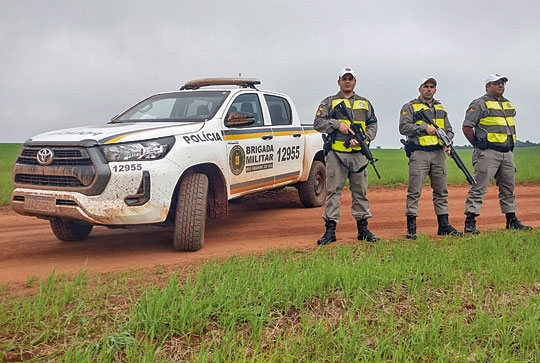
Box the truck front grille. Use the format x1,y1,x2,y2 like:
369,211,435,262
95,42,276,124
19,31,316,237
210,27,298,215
12,145,110,195
14,174,84,187
18,147,93,166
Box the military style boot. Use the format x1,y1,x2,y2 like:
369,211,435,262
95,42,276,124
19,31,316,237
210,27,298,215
317,220,337,245
506,212,532,230
357,219,380,242
406,215,417,240
437,214,463,236
464,212,480,234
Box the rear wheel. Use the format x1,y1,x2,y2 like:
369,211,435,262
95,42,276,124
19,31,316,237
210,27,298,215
297,160,326,207
50,218,93,242
173,173,209,251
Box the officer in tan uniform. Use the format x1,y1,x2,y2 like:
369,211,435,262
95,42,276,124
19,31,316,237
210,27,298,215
399,77,462,239
314,67,379,245
462,74,532,233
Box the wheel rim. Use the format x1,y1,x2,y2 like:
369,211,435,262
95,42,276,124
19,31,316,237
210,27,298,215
315,171,324,195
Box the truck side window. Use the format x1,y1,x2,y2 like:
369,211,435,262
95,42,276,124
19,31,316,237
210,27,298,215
227,94,263,126
264,95,292,126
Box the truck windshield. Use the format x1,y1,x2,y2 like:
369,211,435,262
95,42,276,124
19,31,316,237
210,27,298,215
113,91,230,122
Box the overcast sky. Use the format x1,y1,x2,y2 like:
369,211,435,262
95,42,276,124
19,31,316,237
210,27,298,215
1,0,539,148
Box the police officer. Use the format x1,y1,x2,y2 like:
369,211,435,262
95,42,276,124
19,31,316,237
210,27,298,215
399,77,462,239
314,67,379,245
462,74,532,233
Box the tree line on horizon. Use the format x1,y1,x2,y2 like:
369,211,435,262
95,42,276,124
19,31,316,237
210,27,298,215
453,139,540,149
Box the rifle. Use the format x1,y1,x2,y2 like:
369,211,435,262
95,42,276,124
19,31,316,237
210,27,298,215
333,101,381,179
413,109,477,185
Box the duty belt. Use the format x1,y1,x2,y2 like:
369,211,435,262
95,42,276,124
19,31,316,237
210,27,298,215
486,144,513,152
333,149,362,153
408,144,442,152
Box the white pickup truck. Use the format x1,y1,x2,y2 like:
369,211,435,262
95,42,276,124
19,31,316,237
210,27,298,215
11,78,326,251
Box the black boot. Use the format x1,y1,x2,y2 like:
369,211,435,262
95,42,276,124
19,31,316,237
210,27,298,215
464,212,480,234
506,213,532,230
406,215,417,240
317,220,337,245
437,214,463,236
357,219,380,242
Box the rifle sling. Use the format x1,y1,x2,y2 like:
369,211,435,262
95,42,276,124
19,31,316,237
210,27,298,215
330,149,368,174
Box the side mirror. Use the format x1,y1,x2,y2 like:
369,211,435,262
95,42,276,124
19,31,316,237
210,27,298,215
225,111,256,127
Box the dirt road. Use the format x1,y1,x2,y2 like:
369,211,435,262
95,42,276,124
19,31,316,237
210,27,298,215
1,184,538,284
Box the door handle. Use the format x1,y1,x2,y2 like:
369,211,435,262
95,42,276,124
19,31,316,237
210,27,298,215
262,134,273,140
292,133,302,138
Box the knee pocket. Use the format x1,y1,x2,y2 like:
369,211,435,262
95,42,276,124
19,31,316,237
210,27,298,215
409,168,420,177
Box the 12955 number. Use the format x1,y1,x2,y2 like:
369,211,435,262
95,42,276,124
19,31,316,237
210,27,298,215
277,146,300,162
111,164,143,172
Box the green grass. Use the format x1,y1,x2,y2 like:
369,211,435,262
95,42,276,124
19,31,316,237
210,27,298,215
2,231,540,361
1,144,538,205
368,146,540,187
0,143,20,205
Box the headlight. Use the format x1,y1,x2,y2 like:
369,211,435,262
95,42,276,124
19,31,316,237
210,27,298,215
100,136,175,162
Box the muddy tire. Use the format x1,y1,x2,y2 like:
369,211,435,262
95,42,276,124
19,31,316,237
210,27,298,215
297,160,326,207
50,218,93,242
174,173,208,251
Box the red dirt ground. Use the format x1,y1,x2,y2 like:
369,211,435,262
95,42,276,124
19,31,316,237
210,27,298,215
1,184,538,285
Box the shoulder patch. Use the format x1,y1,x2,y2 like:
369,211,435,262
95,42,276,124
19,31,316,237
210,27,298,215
467,107,475,113
316,105,324,117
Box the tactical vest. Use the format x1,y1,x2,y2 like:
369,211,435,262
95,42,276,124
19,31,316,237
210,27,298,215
412,103,446,147
478,98,516,150
330,97,370,152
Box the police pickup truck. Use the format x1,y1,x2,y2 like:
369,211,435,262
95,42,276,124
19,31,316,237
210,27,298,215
11,78,326,251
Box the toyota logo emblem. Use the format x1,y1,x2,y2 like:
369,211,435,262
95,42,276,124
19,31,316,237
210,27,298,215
37,148,54,166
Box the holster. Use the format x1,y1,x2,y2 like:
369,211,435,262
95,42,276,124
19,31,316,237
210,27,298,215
403,140,413,158
322,132,336,156
473,136,488,150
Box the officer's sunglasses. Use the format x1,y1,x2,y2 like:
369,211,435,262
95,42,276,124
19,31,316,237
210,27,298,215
489,80,506,86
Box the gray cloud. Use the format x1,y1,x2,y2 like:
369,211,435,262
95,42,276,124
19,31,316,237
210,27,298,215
1,0,539,147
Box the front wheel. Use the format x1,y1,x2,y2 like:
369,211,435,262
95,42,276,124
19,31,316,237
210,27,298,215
173,173,209,251
297,160,326,207
50,218,93,242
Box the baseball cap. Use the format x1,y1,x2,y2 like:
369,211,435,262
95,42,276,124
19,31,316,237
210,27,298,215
485,74,508,85
420,77,437,86
339,67,356,79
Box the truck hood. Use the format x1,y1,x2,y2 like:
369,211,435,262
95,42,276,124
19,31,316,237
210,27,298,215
26,122,207,144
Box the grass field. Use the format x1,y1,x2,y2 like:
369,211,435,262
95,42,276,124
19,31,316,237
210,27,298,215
2,232,540,361
368,146,540,187
1,144,539,205
0,143,20,205
1,144,539,361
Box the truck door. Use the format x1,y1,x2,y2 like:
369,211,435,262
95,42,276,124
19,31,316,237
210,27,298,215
265,94,305,187
223,93,276,197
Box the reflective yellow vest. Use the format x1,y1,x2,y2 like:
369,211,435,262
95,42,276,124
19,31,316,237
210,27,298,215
330,98,370,152
480,99,516,146
411,103,446,147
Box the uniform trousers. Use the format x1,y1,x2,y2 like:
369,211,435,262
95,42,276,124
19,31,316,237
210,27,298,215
406,149,449,216
464,148,516,215
323,150,371,223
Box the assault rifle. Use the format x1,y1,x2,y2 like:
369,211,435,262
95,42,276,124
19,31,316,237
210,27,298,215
413,109,477,185
333,101,381,179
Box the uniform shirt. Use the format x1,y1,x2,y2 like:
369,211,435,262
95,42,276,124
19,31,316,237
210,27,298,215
399,97,454,146
314,91,378,142
463,94,516,149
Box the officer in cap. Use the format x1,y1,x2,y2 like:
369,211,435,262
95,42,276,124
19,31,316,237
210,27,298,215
314,67,380,245
399,77,462,239
462,74,532,233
